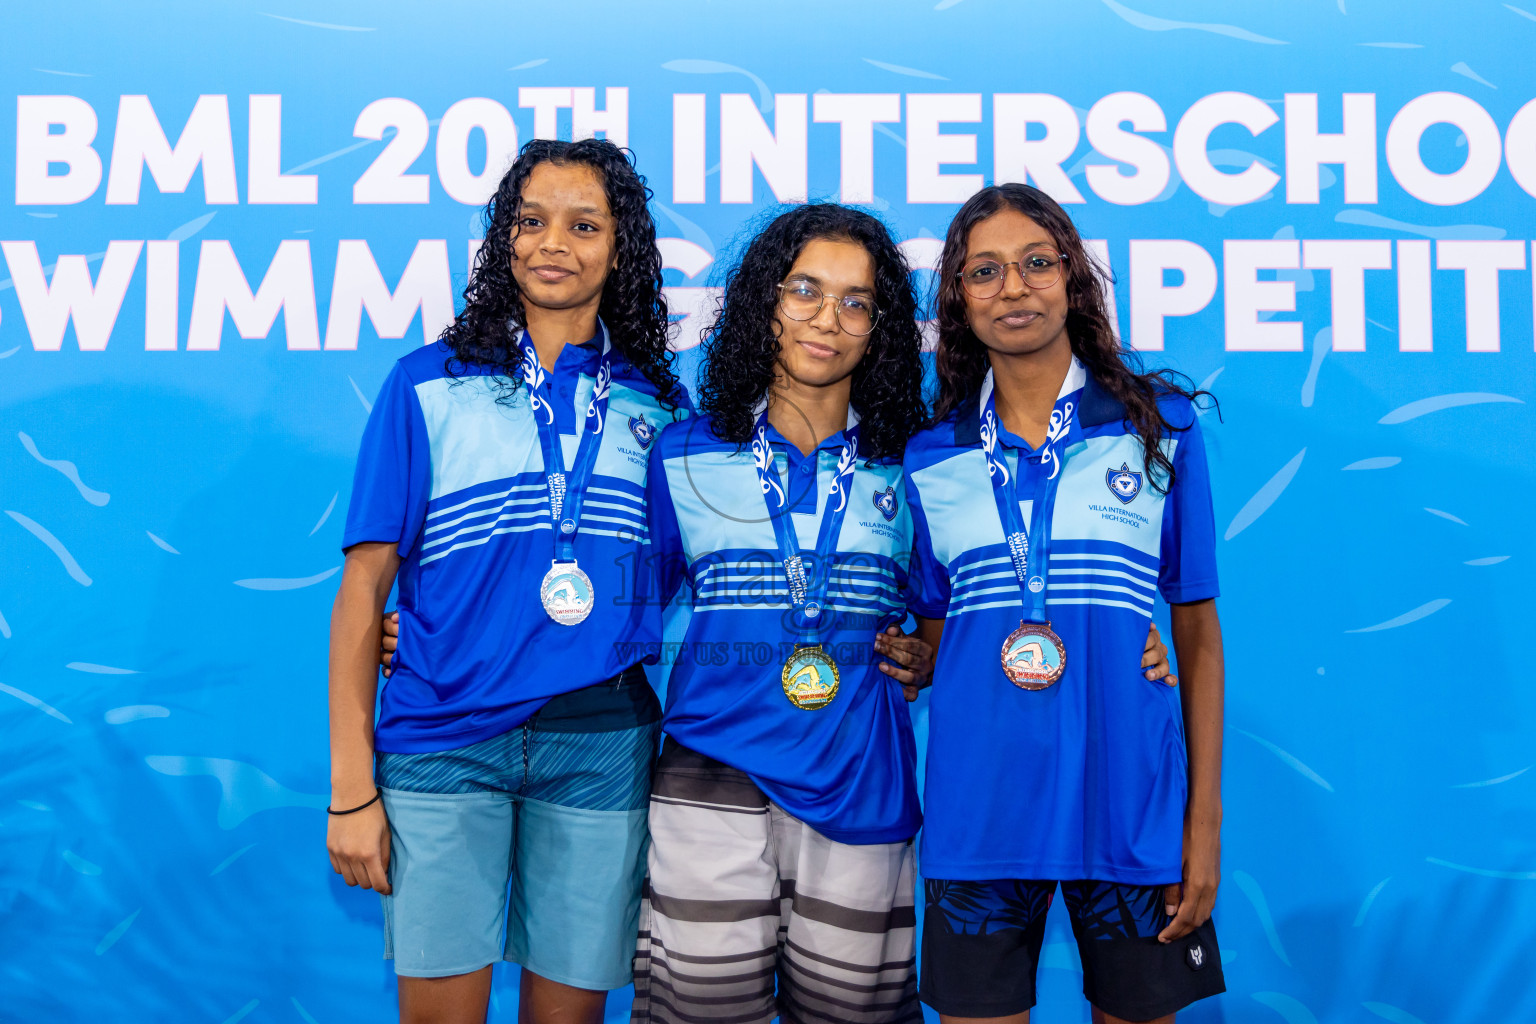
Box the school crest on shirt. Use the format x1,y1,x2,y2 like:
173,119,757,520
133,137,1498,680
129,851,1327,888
628,414,654,450
873,484,900,522
1105,462,1142,504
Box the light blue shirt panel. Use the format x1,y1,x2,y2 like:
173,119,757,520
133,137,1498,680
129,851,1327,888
417,369,649,497
414,368,611,503
665,450,778,564
671,453,911,560
414,377,541,501
909,449,1004,570
591,381,664,487
555,371,598,471
666,449,907,612
834,461,913,563
910,436,1181,568
1050,434,1179,556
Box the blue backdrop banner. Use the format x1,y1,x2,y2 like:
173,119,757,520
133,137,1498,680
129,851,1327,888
2,2,1533,1021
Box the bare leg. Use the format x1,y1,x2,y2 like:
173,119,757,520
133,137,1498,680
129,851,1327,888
398,966,493,1024
940,1014,1030,1024
1092,1006,1174,1024
518,969,606,1024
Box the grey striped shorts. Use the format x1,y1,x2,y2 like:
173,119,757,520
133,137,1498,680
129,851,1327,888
631,740,921,1024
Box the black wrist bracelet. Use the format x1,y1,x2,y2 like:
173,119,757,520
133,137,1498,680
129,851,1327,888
327,787,383,815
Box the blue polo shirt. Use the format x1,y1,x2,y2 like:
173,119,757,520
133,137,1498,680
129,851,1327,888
343,335,687,753
904,377,1218,883
646,415,921,845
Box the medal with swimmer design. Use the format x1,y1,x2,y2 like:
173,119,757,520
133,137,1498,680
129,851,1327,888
540,561,595,625
978,359,1086,691
514,324,612,626
749,403,861,710
1000,621,1067,690
782,644,841,710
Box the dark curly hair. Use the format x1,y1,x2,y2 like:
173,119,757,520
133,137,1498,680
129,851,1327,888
439,138,682,409
697,204,927,461
932,183,1212,491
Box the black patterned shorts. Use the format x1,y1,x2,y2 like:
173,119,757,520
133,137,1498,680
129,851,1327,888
920,879,1225,1021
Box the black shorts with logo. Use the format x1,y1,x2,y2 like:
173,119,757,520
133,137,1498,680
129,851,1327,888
920,878,1225,1021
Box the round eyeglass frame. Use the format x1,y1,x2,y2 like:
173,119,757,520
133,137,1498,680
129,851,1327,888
775,281,881,337
956,251,1069,299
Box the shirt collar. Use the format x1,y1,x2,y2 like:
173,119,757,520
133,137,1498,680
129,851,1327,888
530,317,606,377
762,420,858,455
553,334,602,376
754,398,860,454
957,362,1125,447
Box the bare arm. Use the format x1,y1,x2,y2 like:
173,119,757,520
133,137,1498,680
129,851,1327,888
875,615,940,701
326,541,401,895
914,616,944,662
1159,597,1224,942
891,616,945,702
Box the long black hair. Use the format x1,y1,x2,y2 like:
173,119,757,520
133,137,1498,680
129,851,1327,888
932,183,1211,490
697,204,927,461
440,138,682,409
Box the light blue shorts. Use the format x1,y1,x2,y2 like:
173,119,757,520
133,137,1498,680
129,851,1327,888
375,668,660,990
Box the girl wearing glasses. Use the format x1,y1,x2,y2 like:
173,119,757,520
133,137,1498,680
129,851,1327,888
629,204,933,1023
904,182,1225,1024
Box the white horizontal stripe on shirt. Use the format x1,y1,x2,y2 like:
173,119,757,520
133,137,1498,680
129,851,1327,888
426,494,546,536
1046,596,1154,616
1050,551,1158,578
427,482,545,522
583,512,648,530
587,485,646,509
418,520,552,566
1049,566,1157,591
952,583,1024,603
952,595,1153,617
422,508,549,551
694,599,903,615
584,498,648,518
1047,582,1155,605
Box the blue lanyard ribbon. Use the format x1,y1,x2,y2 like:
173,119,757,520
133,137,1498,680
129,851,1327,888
979,358,1086,624
515,324,613,563
751,406,861,642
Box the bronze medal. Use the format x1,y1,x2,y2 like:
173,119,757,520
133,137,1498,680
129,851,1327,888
1000,621,1067,690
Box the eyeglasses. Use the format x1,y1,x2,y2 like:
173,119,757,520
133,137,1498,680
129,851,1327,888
776,279,881,337
958,250,1068,299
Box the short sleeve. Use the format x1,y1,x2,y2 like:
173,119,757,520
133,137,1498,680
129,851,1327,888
342,364,432,556
644,435,690,607
1157,411,1219,604
902,473,952,618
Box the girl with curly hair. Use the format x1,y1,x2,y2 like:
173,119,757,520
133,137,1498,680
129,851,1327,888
903,183,1225,1024
328,138,686,1024
630,204,935,1023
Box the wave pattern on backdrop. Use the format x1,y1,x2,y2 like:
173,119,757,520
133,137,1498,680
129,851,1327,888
1,1,1533,1021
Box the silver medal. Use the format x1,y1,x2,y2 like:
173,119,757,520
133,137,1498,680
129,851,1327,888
540,561,595,626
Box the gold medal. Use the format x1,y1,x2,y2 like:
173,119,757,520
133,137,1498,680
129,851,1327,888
1000,621,1067,690
781,644,840,710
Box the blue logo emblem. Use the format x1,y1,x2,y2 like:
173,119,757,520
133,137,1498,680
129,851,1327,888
1106,462,1142,504
628,415,654,450
873,485,899,522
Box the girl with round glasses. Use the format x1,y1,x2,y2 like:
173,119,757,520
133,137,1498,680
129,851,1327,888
629,203,934,1023
904,183,1225,1024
